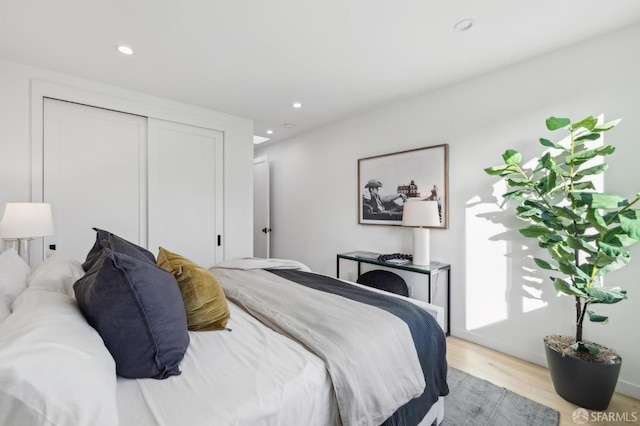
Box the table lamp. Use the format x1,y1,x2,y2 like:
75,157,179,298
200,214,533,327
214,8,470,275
402,200,440,266
1,203,54,266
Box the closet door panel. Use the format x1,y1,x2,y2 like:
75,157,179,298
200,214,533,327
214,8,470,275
43,99,147,261
148,119,223,267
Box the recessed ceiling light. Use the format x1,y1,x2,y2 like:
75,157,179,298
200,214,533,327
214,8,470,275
266,129,274,135
453,18,475,32
292,102,302,109
117,45,134,55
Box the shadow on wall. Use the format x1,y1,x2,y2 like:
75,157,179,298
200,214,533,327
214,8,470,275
465,188,555,332
464,125,605,337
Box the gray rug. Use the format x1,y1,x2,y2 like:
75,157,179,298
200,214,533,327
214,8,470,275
441,367,560,426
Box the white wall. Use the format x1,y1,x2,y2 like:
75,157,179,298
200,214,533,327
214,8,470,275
0,58,254,261
257,24,640,398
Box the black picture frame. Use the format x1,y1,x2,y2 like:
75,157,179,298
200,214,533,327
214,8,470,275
358,144,448,227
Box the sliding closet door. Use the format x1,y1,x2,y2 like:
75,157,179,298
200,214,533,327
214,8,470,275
43,99,147,261
147,119,223,267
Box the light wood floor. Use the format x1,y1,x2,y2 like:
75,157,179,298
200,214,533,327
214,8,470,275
446,336,640,426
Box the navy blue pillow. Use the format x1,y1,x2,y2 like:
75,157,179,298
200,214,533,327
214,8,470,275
82,228,156,272
74,248,189,379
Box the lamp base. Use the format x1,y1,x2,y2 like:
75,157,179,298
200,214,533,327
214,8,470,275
412,228,430,266
3,238,32,266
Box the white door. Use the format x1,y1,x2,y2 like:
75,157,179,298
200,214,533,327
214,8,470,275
147,119,224,267
253,155,270,258
43,98,147,261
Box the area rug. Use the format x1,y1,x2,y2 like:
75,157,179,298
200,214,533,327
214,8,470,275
441,367,560,426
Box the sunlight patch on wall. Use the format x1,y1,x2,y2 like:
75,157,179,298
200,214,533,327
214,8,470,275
465,192,508,330
466,115,607,331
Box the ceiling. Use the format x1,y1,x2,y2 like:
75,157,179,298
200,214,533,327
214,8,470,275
1,1,640,145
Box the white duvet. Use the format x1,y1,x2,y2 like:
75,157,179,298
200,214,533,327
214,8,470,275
0,256,444,426
116,301,338,426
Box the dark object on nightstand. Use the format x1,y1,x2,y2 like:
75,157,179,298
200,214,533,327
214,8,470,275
356,270,409,297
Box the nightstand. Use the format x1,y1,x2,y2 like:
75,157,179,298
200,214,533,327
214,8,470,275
337,251,450,335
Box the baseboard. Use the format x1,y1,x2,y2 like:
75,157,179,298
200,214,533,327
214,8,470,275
450,327,548,367
615,379,640,400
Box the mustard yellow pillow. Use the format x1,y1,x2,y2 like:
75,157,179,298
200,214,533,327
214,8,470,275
157,247,230,331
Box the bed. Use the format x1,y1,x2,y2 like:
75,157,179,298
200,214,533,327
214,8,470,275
0,230,449,426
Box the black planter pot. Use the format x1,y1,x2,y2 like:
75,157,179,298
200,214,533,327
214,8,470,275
544,336,622,410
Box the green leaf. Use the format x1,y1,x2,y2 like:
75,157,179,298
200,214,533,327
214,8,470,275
554,206,582,221
506,177,532,186
534,258,558,271
539,138,563,149
542,218,564,231
533,152,556,174
520,225,552,238
572,181,596,191
484,165,520,177
566,145,616,166
571,116,598,132
553,278,586,297
592,252,618,268
548,244,574,264
603,226,640,248
586,286,627,304
575,163,608,178
594,241,631,276
502,149,522,166
586,208,607,232
517,206,542,218
502,190,527,200
546,117,571,130
536,174,554,195
539,233,563,244
587,310,609,323
566,236,597,255
575,133,601,142
619,209,640,240
571,192,627,209
592,118,621,132
597,241,629,258
558,261,591,281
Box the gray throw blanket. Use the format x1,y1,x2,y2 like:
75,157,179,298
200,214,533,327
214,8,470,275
211,265,425,426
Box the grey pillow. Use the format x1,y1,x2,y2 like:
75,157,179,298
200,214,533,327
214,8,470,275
82,228,155,272
74,248,189,379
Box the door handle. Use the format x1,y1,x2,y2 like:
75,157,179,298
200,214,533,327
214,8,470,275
262,228,272,234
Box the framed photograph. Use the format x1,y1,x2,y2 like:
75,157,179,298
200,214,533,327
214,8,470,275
358,144,448,227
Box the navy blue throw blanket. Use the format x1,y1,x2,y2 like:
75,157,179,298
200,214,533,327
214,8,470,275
267,269,449,426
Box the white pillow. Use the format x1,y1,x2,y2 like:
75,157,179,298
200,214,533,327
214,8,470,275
0,288,118,426
27,252,85,297
0,248,30,306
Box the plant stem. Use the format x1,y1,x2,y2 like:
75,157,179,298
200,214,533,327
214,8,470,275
576,297,588,342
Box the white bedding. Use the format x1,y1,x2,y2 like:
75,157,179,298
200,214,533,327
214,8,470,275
213,267,425,426
0,254,445,426
116,301,338,426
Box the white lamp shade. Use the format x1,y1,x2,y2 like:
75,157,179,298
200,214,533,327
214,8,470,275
1,203,54,239
402,200,440,227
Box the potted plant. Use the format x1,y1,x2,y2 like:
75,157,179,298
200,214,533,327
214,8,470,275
484,115,640,410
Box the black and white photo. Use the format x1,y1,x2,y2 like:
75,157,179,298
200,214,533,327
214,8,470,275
358,144,448,227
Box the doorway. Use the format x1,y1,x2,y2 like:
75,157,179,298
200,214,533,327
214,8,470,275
253,156,270,258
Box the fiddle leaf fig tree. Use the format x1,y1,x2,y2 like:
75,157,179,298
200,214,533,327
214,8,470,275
485,115,640,354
